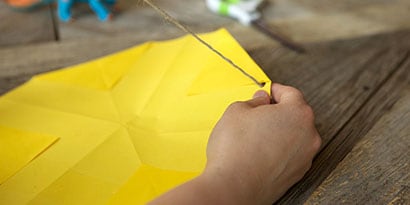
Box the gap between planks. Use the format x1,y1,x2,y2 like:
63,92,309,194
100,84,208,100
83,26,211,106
49,4,60,41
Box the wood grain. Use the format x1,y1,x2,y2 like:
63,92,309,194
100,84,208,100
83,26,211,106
256,36,410,204
305,87,410,205
0,4,57,47
57,0,410,45
251,30,410,147
278,55,409,204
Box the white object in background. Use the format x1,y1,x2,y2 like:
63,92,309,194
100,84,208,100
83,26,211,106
206,0,264,25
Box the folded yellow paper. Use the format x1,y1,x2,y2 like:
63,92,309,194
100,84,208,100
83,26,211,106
0,126,58,185
0,29,270,204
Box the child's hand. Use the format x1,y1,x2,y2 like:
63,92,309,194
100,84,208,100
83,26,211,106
204,83,322,204
150,83,321,205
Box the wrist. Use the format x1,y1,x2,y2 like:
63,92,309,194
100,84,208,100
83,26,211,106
199,166,262,205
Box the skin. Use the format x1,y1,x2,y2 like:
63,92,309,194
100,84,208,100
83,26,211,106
150,83,322,205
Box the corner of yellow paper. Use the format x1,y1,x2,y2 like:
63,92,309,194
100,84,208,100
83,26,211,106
0,125,58,184
187,29,270,95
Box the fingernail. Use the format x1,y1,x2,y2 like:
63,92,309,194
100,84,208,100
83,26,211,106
253,90,269,99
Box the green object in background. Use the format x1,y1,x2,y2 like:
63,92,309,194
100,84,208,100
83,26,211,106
218,0,240,15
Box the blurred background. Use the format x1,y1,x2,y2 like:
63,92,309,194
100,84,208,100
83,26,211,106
1,0,410,49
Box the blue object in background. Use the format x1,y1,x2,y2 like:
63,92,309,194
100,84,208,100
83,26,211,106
57,0,116,22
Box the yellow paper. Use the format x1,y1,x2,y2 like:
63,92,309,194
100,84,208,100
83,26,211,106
0,29,271,204
0,126,58,185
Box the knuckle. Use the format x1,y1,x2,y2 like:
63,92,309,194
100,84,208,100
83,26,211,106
285,86,304,98
295,104,315,121
227,101,245,112
303,105,315,120
311,134,322,153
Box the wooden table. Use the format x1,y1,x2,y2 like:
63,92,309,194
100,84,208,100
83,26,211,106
0,1,409,204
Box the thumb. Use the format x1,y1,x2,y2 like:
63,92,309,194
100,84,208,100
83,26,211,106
246,90,271,107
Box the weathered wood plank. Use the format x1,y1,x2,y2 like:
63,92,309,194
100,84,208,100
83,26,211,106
270,46,410,204
252,30,410,147
262,0,410,44
58,0,410,45
0,4,57,47
2,30,409,95
305,87,410,205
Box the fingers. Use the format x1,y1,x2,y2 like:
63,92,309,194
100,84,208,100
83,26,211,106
236,84,306,108
271,83,306,104
246,90,271,107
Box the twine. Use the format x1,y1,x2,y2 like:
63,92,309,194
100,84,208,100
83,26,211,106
143,0,264,87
